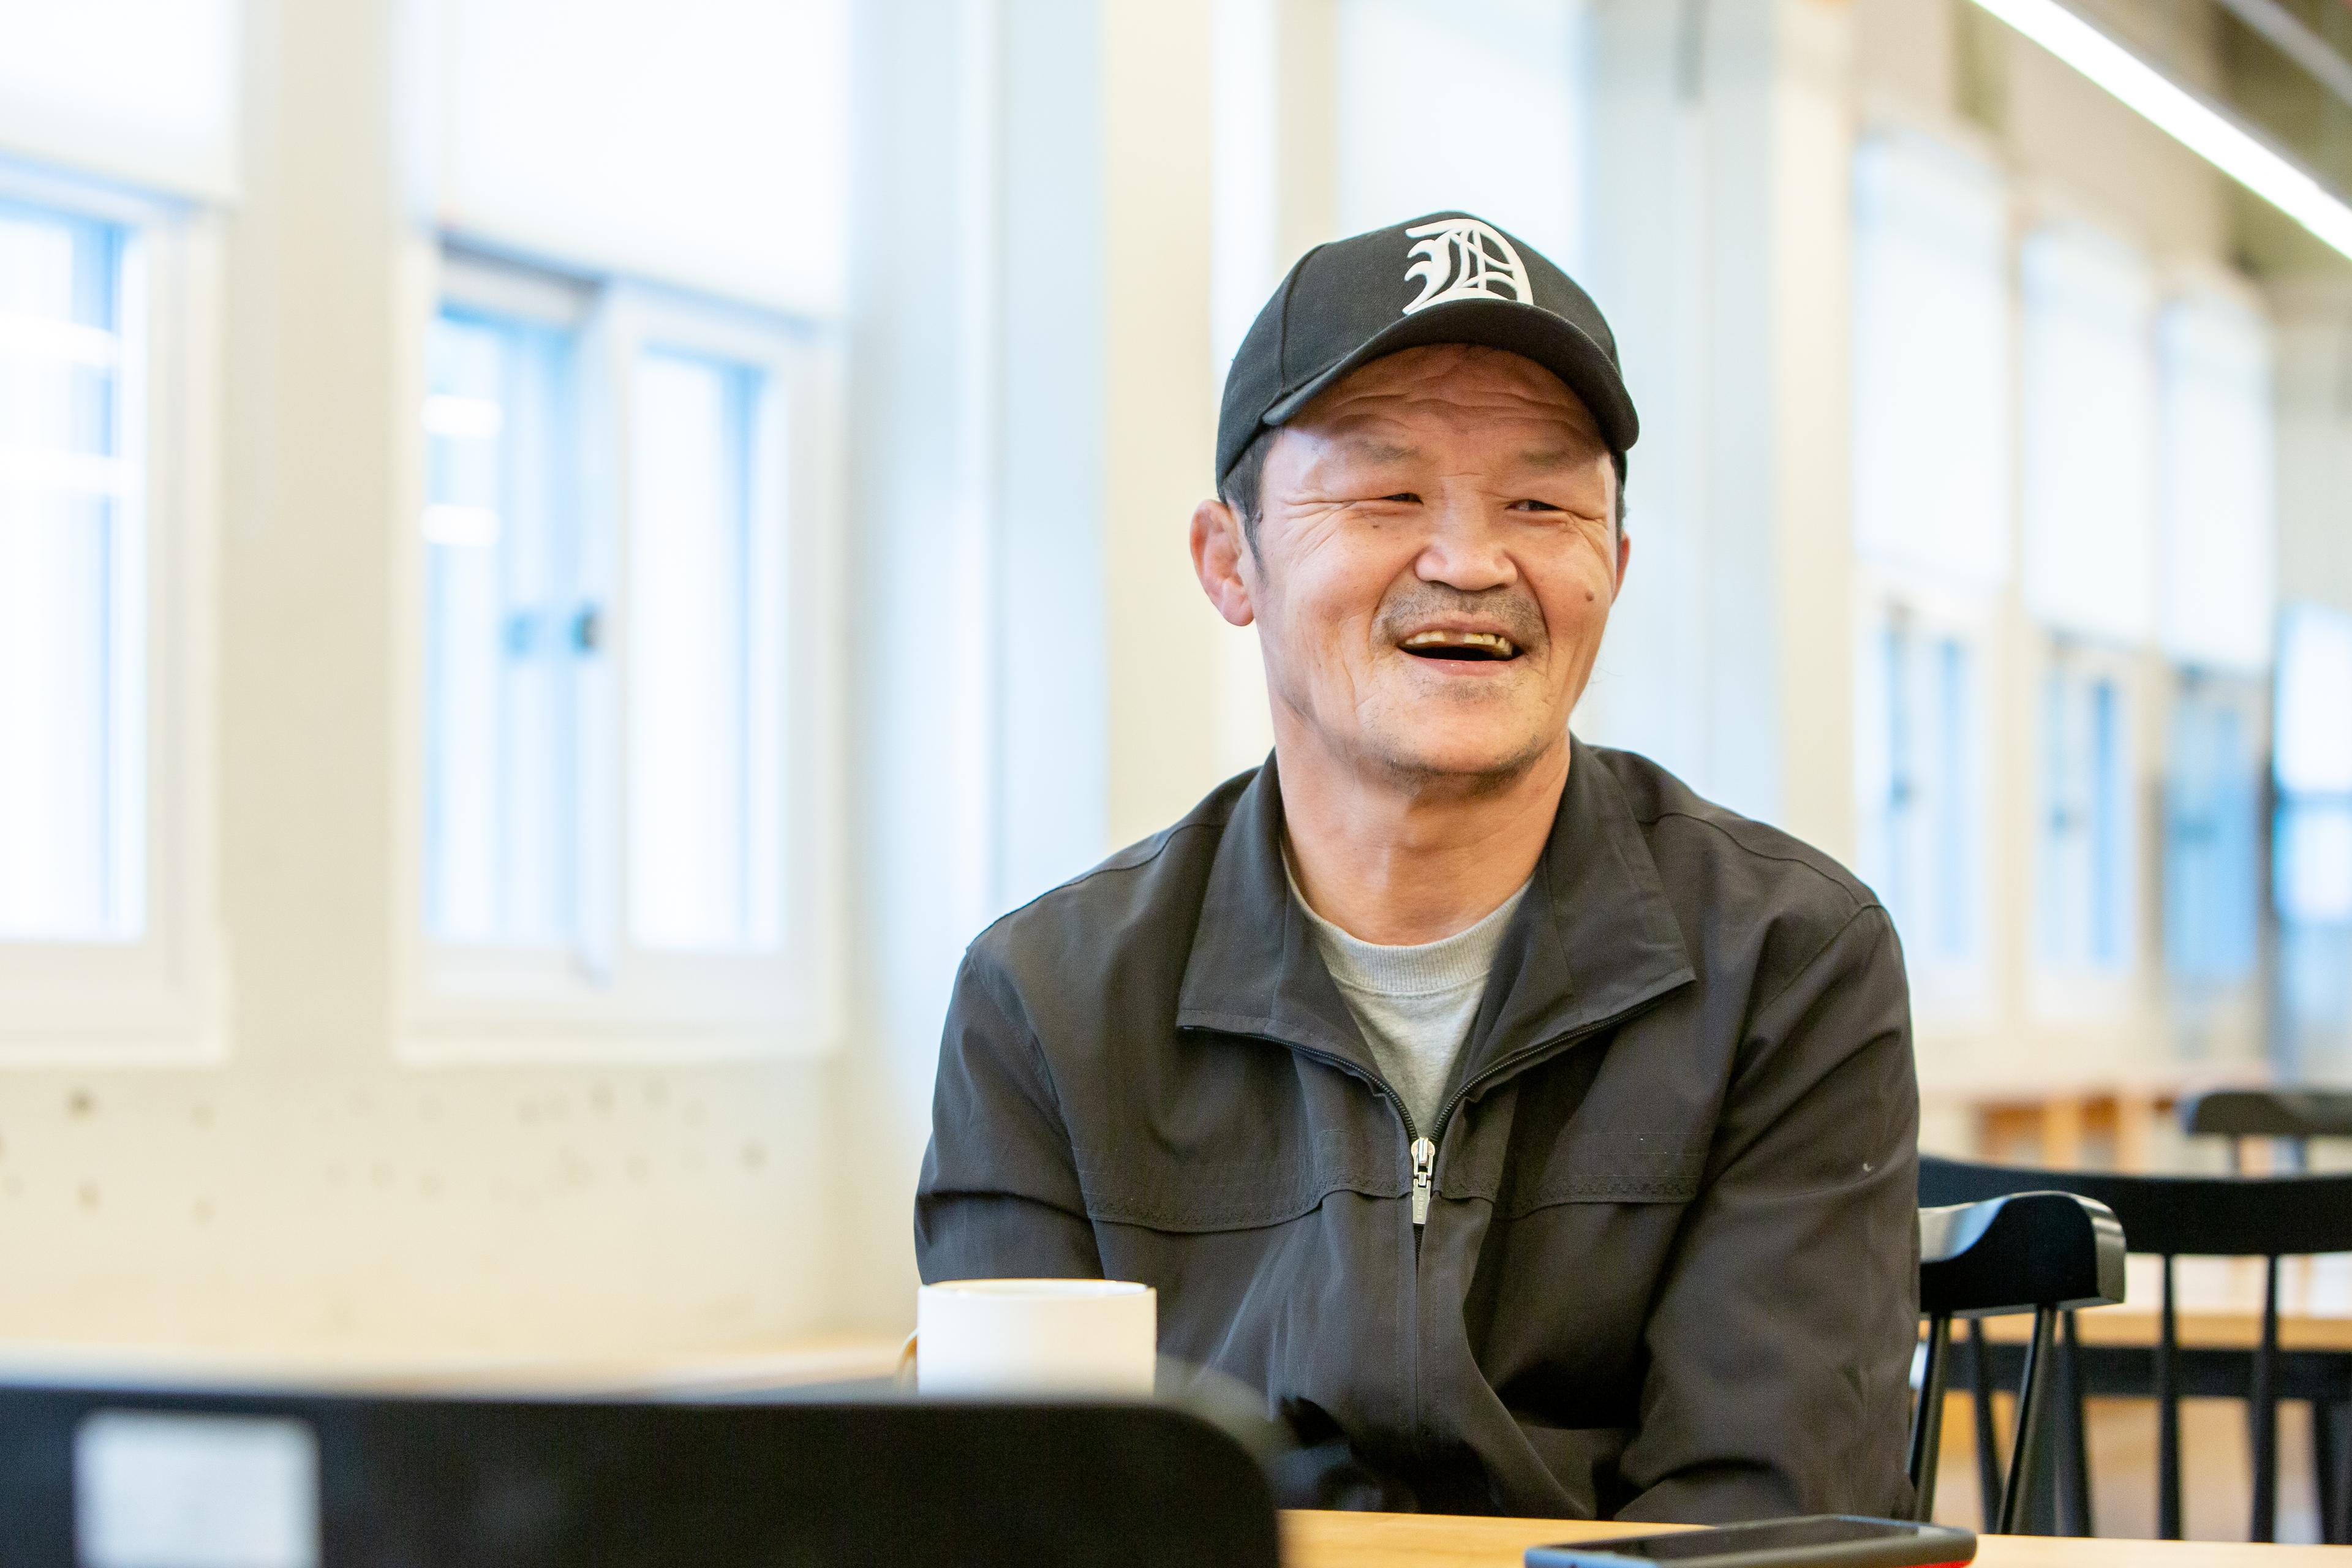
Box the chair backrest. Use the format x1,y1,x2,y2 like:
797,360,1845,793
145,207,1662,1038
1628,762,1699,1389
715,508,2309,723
2180,1088,2352,1174
2180,1088,2352,1143
1908,1191,2124,1534
1919,1191,2126,1319
1918,1154,2352,1544
1920,1154,2352,1257
0,1385,1284,1568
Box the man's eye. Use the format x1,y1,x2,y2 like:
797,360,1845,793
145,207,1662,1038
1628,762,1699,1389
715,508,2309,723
1509,499,1564,513
1378,492,1421,505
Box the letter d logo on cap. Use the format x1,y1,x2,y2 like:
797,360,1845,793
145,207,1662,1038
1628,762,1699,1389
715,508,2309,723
1402,217,1532,314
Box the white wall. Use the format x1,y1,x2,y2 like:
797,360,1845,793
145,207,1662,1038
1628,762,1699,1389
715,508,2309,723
0,0,840,1360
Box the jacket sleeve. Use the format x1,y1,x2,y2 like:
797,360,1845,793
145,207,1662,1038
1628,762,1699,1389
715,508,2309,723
1613,905,1920,1523
913,950,1106,1282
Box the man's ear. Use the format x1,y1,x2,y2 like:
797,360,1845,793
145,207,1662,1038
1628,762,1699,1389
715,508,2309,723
1612,527,1631,603
1191,497,1256,628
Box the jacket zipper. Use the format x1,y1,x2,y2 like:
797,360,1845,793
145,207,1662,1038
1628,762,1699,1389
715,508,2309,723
1409,1136,1436,1224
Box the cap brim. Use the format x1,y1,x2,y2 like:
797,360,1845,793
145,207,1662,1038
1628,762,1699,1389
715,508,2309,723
1260,297,1638,456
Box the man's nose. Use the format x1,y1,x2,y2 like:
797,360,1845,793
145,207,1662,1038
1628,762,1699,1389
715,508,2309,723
1414,499,1517,593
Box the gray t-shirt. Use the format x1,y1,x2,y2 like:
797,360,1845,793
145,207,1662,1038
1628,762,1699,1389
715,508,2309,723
1287,864,1531,1136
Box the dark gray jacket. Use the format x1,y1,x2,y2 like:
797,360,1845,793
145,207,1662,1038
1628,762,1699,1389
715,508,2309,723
916,742,1918,1521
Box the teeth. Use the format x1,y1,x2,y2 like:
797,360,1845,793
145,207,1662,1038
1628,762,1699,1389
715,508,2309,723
1401,630,1518,656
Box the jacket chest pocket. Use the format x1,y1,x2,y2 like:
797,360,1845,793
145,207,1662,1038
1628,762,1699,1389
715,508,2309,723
1070,1126,1403,1234
1493,1129,1709,1219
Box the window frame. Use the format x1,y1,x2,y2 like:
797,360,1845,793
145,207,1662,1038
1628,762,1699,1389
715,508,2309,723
412,254,595,988
2160,668,2267,993
0,161,224,1064
2029,636,2144,1019
1852,571,1999,1026
394,250,845,1065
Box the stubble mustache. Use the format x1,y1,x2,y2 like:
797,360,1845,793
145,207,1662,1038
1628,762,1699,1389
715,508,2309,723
1372,582,1547,656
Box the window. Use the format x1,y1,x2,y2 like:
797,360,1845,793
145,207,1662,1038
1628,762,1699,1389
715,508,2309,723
0,199,141,941
1846,132,2007,1018
2162,676,2263,987
2158,292,2274,673
1855,600,1989,1012
2153,293,2274,998
2274,604,2352,928
423,304,584,948
1849,132,2011,592
625,349,786,954
2039,651,2135,975
0,165,219,1058
2019,222,2158,644
404,259,830,1057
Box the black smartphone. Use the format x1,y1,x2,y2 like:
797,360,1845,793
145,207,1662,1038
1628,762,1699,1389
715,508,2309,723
1525,1515,1977,1568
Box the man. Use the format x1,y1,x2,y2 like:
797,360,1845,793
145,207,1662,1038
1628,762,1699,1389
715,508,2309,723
916,213,1918,1521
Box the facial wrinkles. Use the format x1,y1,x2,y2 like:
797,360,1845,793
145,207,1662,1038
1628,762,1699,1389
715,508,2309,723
1314,368,1600,441
1253,347,1619,761
1284,413,1614,544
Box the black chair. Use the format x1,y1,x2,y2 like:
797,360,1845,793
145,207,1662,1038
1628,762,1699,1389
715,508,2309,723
1923,1153,2352,1544
1909,1191,2125,1533
2182,1087,2352,1172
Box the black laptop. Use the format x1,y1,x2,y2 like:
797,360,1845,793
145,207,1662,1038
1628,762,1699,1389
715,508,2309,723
0,1381,1280,1568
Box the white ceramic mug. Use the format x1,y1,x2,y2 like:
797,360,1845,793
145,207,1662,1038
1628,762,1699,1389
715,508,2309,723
913,1278,1157,1396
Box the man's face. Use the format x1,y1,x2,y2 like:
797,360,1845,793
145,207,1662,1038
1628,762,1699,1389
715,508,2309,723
1204,344,1626,789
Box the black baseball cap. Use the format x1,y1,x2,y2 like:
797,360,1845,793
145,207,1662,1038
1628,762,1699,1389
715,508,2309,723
1216,211,1638,486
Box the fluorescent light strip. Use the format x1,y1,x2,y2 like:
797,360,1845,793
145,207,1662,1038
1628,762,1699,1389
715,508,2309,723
1970,0,2352,262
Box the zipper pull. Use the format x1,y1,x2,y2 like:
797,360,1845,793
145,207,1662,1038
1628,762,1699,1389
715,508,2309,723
1410,1136,1436,1226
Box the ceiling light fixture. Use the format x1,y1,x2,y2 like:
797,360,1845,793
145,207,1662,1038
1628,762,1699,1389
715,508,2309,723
1968,0,2352,261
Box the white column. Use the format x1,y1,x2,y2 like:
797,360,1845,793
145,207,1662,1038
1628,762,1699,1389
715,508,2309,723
1583,0,1856,862
836,0,1014,1322
1207,0,1336,782
1102,1,1228,851
837,0,1235,1317
220,0,402,1065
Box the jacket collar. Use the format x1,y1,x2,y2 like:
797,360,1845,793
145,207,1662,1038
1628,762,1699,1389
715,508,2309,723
1175,738,1696,1092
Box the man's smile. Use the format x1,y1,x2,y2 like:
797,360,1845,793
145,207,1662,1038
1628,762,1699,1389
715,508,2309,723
1398,627,1522,662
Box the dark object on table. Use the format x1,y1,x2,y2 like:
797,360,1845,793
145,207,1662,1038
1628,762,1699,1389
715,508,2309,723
1909,1191,2124,1534
0,1381,1280,1568
1921,1153,2352,1545
1525,1515,1976,1567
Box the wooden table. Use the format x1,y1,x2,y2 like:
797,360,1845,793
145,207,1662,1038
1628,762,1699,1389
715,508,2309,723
1282,1510,2352,1565
0,1331,909,1397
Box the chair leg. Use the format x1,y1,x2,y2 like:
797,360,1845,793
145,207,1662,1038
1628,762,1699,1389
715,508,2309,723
2333,1401,2352,1547
2316,1398,2340,1547
2000,1306,2059,1536
2060,1309,2094,1537
2248,1258,2283,1540
1910,1315,1952,1522
2158,1254,2181,1541
1969,1317,2005,1529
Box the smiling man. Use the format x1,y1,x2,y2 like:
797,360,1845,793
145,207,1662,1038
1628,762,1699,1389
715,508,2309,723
916,214,1919,1521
